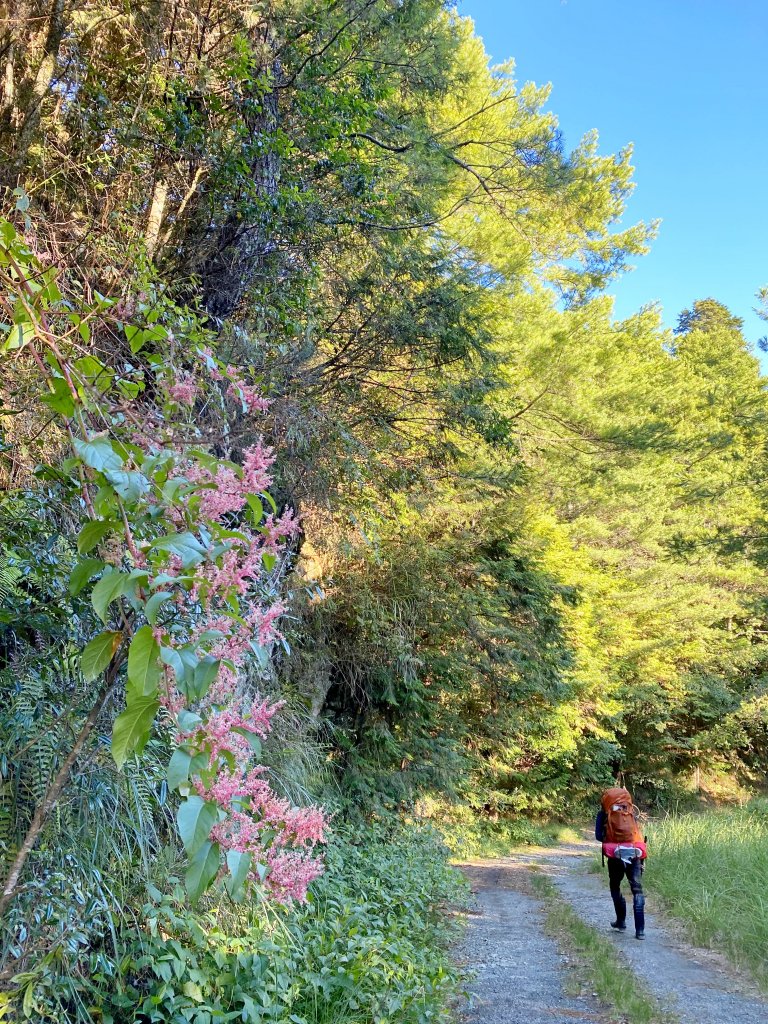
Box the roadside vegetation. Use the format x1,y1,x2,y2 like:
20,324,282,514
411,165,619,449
648,805,768,988
6,824,467,1023
3,0,768,1018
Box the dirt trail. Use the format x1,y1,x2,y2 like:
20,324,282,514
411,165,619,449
457,838,768,1024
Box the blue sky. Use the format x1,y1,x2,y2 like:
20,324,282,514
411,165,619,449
458,0,768,351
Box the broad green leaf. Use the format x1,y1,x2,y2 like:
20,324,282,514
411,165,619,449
1,321,34,353
144,590,173,625
167,748,192,791
93,485,118,516
91,570,129,623
225,849,252,901
177,795,217,856
41,377,76,416
77,519,118,554
104,470,150,503
150,532,207,568
177,709,203,733
182,981,204,1003
81,631,121,681
73,355,111,393
111,696,159,769
160,645,198,688
124,324,147,354
127,625,161,696
186,840,220,902
246,494,264,524
191,656,220,701
262,552,277,573
73,436,124,473
69,557,105,596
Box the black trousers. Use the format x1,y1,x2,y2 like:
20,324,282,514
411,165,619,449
607,856,645,933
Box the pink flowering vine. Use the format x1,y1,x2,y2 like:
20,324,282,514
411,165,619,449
0,215,327,912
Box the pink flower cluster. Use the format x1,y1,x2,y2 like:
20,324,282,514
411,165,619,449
138,369,326,903
195,766,326,903
179,700,284,764
186,442,276,522
168,373,198,406
196,347,272,414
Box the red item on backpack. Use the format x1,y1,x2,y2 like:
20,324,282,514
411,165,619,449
601,786,643,844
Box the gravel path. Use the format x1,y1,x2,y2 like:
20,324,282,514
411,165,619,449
457,839,768,1024
458,861,609,1024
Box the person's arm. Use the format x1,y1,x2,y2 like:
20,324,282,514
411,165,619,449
595,809,606,841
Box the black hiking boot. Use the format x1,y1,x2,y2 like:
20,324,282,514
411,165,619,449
610,894,627,932
632,891,645,940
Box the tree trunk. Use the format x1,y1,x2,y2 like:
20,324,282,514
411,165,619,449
12,0,67,170
201,36,281,321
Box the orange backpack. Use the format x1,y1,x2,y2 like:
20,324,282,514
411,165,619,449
601,786,642,844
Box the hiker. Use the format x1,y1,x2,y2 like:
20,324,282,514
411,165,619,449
595,785,647,940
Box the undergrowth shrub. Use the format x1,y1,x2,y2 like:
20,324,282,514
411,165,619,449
433,814,562,859
14,823,467,1023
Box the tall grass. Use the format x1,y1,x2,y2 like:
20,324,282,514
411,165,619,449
648,802,768,986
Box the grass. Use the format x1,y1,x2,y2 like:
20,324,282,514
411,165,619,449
647,801,768,988
530,872,677,1024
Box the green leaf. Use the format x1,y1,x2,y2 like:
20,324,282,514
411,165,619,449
104,470,150,503
127,625,161,696
144,590,173,625
232,729,262,758
262,552,277,573
124,324,147,354
111,696,159,769
225,849,252,901
77,519,118,554
150,532,207,568
246,494,264,525
182,981,204,1003
73,436,124,473
69,557,105,596
191,656,220,701
177,796,217,856
91,570,129,623
73,355,111,392
186,840,220,902
81,631,121,681
177,709,203,733
167,748,192,791
41,376,76,416
0,321,35,353
160,645,198,688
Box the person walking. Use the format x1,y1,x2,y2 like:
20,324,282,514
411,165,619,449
595,785,647,940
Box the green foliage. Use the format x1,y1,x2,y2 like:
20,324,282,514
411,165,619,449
8,826,466,1023
4,0,768,1017
648,805,768,987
